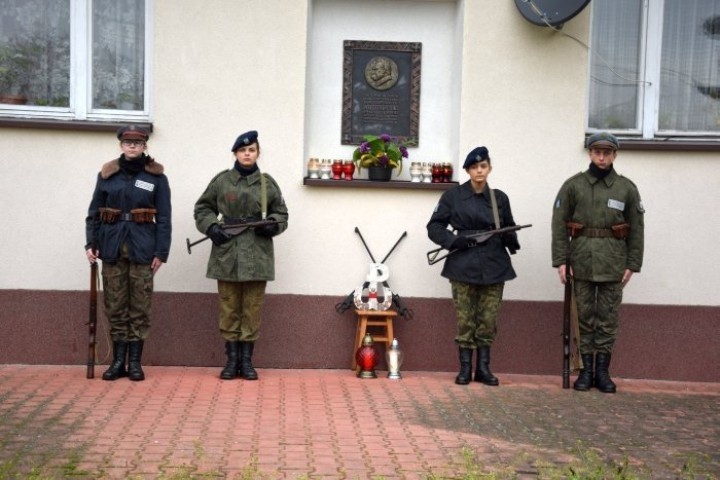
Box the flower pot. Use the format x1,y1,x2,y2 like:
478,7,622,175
367,166,393,182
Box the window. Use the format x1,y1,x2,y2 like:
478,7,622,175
588,0,720,139
0,0,151,122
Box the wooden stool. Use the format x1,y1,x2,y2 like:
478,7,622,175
352,309,397,370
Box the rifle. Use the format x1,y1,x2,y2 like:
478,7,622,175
562,240,584,389
186,220,285,254
335,228,413,320
426,224,532,265
87,262,98,379
562,249,571,389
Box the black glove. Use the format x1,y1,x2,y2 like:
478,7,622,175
502,233,520,255
255,221,279,237
207,224,232,246
450,236,476,251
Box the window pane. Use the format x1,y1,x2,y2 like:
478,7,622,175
0,0,70,106
659,0,720,134
92,0,145,111
587,0,643,131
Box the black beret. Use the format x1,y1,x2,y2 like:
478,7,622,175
463,146,490,169
585,132,619,150
231,130,259,152
116,125,150,141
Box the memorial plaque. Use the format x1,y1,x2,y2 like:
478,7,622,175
341,40,422,145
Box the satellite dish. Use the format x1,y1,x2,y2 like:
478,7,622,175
514,0,591,28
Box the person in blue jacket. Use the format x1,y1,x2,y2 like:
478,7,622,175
85,125,172,381
427,146,520,386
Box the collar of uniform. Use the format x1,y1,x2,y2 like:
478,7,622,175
459,180,490,199
100,156,163,180
229,167,262,185
583,168,617,187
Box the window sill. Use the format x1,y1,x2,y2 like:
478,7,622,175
615,138,720,152
303,177,457,190
0,117,153,133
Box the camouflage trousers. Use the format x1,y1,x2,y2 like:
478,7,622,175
574,279,623,355
450,280,505,348
101,244,154,341
217,280,267,342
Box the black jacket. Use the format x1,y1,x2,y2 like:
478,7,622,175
85,155,172,264
427,182,518,285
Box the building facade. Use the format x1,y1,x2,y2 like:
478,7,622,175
1,0,718,382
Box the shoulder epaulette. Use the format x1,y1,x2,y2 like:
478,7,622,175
208,169,233,185
100,158,120,179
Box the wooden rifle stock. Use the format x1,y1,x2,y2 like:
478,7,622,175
87,262,98,379
562,249,571,389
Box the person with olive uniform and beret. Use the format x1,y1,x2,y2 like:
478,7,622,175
551,132,644,393
194,130,288,381
427,146,521,386
85,125,172,382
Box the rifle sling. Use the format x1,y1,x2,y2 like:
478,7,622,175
489,187,500,230
261,173,267,220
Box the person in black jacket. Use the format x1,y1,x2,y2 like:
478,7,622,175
85,125,172,381
427,146,520,386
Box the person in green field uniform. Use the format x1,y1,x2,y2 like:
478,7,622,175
85,125,172,382
427,146,521,386
194,130,288,381
551,132,645,393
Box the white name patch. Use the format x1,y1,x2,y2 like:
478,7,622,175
135,179,155,192
608,199,625,211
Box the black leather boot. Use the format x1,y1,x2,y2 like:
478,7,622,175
594,352,617,393
238,342,258,380
102,341,128,381
573,353,594,391
220,341,240,380
474,345,499,386
455,348,473,385
127,340,145,381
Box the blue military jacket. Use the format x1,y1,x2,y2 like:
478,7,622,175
85,155,172,264
427,181,518,285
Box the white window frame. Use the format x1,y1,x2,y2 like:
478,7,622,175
588,0,720,140
0,0,152,123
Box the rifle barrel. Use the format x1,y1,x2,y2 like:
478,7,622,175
354,227,377,263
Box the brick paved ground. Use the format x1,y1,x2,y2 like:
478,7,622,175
0,366,718,479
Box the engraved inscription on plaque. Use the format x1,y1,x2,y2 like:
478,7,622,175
362,93,400,124
342,40,421,146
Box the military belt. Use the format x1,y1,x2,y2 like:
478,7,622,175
577,228,614,238
99,207,156,224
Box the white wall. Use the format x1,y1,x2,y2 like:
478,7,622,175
0,0,718,307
